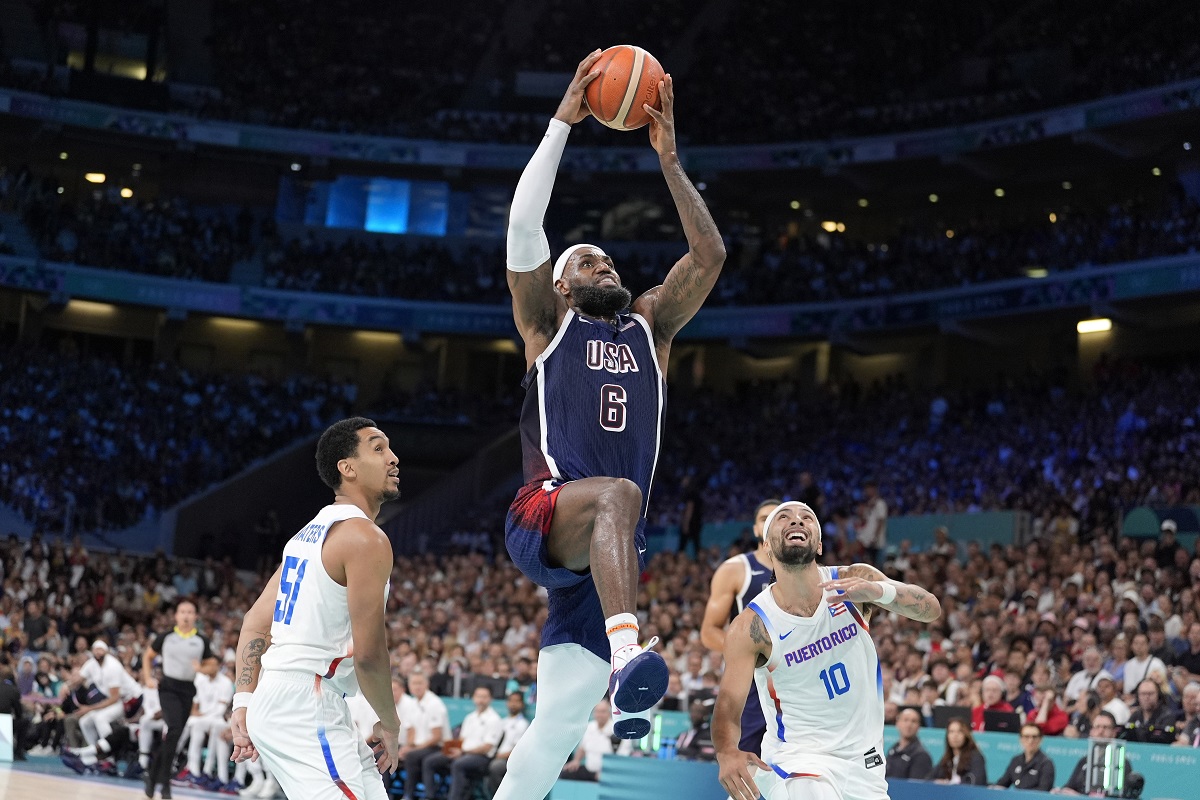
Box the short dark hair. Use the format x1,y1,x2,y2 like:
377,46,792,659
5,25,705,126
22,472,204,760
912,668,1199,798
316,417,377,490
1095,711,1118,728
754,498,783,517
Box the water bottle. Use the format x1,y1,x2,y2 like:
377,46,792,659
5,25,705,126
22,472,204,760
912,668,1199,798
665,737,677,760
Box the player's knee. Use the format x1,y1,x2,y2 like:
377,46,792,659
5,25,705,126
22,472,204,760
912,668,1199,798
597,478,642,516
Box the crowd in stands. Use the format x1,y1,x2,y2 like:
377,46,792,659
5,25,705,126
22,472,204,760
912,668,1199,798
5,156,1200,306
0,342,350,532
654,355,1200,530
6,2,1200,144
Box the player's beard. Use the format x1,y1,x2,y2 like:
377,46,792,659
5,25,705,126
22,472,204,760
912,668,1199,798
571,284,632,318
381,486,401,503
771,536,819,567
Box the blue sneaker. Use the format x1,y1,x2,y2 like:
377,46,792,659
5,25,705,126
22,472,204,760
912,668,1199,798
61,751,95,775
608,637,667,739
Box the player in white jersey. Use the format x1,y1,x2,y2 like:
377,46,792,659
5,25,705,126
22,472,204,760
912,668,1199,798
227,417,404,800
713,501,941,800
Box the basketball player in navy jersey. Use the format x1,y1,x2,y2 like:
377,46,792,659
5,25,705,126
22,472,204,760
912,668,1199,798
497,50,725,799
700,498,781,759
714,502,941,800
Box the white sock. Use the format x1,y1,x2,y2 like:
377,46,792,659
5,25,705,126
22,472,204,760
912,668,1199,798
140,752,151,769
606,613,640,665
77,745,98,765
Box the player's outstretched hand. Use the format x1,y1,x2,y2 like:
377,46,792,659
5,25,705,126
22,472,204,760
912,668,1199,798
230,707,259,763
368,720,400,775
644,74,676,157
553,50,603,125
717,748,767,800
819,575,887,605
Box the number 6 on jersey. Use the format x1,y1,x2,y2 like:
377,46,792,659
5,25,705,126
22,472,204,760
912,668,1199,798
274,555,308,624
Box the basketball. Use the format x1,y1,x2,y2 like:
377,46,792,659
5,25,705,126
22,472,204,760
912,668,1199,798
584,45,665,131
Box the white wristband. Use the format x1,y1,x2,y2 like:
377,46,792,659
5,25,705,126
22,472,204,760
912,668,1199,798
231,692,253,711
876,582,897,605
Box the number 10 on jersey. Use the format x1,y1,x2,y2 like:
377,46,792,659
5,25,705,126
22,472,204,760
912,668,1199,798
274,556,308,625
819,662,851,699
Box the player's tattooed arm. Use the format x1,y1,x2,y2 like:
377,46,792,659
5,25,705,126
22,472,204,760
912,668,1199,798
237,632,270,688
638,76,725,344
749,614,769,647
233,563,285,693
834,563,942,622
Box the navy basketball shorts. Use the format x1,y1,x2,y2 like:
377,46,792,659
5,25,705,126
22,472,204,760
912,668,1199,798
505,480,590,590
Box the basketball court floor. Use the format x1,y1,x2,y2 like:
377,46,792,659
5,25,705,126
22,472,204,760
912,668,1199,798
2,756,223,799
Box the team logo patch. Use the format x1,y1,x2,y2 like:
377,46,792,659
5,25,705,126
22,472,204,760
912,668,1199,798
829,602,849,618
864,747,883,769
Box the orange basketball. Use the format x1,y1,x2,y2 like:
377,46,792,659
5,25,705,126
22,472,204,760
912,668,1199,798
584,45,664,131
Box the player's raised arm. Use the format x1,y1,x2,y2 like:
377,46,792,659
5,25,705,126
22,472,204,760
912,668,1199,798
714,608,770,800
507,51,602,362
820,563,942,623
635,74,726,344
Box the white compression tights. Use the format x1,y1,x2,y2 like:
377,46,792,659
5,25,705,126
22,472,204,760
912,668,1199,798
493,643,611,800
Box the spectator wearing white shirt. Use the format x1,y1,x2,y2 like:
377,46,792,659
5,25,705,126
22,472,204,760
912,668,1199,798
1064,648,1113,703
75,640,142,750
858,480,887,565
1124,632,1167,698
560,699,632,781
422,686,504,800
1095,676,1131,726
487,692,530,794
397,670,449,800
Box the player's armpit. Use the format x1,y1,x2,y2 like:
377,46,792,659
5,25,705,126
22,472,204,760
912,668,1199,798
840,563,942,622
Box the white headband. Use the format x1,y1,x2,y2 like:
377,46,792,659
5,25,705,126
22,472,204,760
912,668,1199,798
553,243,606,283
762,501,822,542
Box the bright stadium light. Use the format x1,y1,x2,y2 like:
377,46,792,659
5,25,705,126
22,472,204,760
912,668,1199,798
120,188,134,198
1077,318,1112,334
85,172,106,184
821,221,838,233
1025,267,1048,279
928,193,939,203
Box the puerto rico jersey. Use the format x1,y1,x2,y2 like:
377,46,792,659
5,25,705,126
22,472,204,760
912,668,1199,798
748,566,885,776
517,309,665,514
259,503,377,696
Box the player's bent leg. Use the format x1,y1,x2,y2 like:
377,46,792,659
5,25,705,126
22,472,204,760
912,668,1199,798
247,672,377,800
493,644,611,800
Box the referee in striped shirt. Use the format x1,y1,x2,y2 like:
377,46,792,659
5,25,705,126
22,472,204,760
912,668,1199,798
142,598,213,799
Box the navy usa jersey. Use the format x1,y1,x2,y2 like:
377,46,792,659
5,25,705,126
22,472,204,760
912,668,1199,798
518,309,666,515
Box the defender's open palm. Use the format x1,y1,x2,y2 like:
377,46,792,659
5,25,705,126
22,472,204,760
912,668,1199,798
644,74,677,156
230,707,258,763
718,748,767,800
554,50,602,125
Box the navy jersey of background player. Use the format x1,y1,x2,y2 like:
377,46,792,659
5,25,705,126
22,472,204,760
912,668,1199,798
519,308,666,513
732,551,773,753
